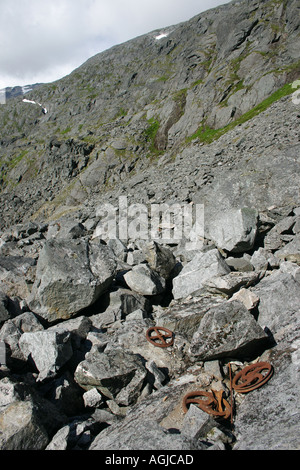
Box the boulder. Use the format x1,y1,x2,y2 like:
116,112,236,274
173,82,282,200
19,329,73,381
103,318,187,378
0,255,36,298
158,295,226,341
172,249,231,300
0,376,66,450
89,380,206,450
264,216,296,251
275,233,300,264
250,247,280,270
180,404,215,441
202,271,260,296
124,263,166,296
230,287,260,311
0,312,44,362
138,241,177,279
102,286,151,319
27,239,117,322
0,291,10,325
74,347,147,406
208,208,258,253
46,219,87,240
189,300,269,361
252,271,300,344
0,400,49,450
233,271,300,450
83,388,103,409
225,256,254,272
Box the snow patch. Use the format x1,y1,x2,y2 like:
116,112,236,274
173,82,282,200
22,98,47,114
22,85,33,94
23,98,37,105
155,32,169,40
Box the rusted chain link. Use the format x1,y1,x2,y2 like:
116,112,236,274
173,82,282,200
146,326,174,348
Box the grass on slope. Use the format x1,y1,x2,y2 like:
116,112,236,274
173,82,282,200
187,81,299,144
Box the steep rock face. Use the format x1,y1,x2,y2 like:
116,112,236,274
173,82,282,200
0,0,299,228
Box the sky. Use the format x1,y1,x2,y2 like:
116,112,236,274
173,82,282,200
0,0,231,89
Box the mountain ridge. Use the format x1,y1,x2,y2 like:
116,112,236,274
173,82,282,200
0,0,299,230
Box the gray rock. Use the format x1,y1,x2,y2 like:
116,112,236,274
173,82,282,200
208,208,258,253
230,288,260,311
89,380,205,450
0,400,49,450
253,271,300,344
0,376,65,450
74,347,147,406
107,238,127,261
124,263,166,295
104,286,151,319
181,404,215,440
0,291,10,325
46,219,86,240
138,241,177,279
19,329,73,381
158,295,226,341
275,233,300,264
251,247,280,271
45,416,99,450
203,271,259,296
264,216,297,251
279,261,300,283
233,272,300,450
0,311,44,361
189,300,269,361
172,248,231,300
233,350,300,450
83,388,103,409
145,360,167,389
225,256,254,272
48,315,92,349
126,248,147,266
0,255,36,298
27,239,116,322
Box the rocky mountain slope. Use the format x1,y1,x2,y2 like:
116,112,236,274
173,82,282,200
0,83,42,103
0,0,300,451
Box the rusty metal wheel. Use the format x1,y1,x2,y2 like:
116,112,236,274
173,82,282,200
182,389,232,420
146,326,174,348
232,362,274,393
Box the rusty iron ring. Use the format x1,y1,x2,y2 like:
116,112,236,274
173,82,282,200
146,326,174,348
232,362,274,393
182,390,232,420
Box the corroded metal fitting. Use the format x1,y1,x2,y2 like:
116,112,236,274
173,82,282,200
232,361,274,393
146,326,174,348
182,389,232,420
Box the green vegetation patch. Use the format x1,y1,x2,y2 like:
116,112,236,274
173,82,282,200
187,81,298,144
143,118,160,153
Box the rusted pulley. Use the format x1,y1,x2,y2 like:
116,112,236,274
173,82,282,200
146,326,174,348
232,361,274,393
182,389,232,420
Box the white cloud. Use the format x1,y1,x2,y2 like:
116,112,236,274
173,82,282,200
0,0,230,88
